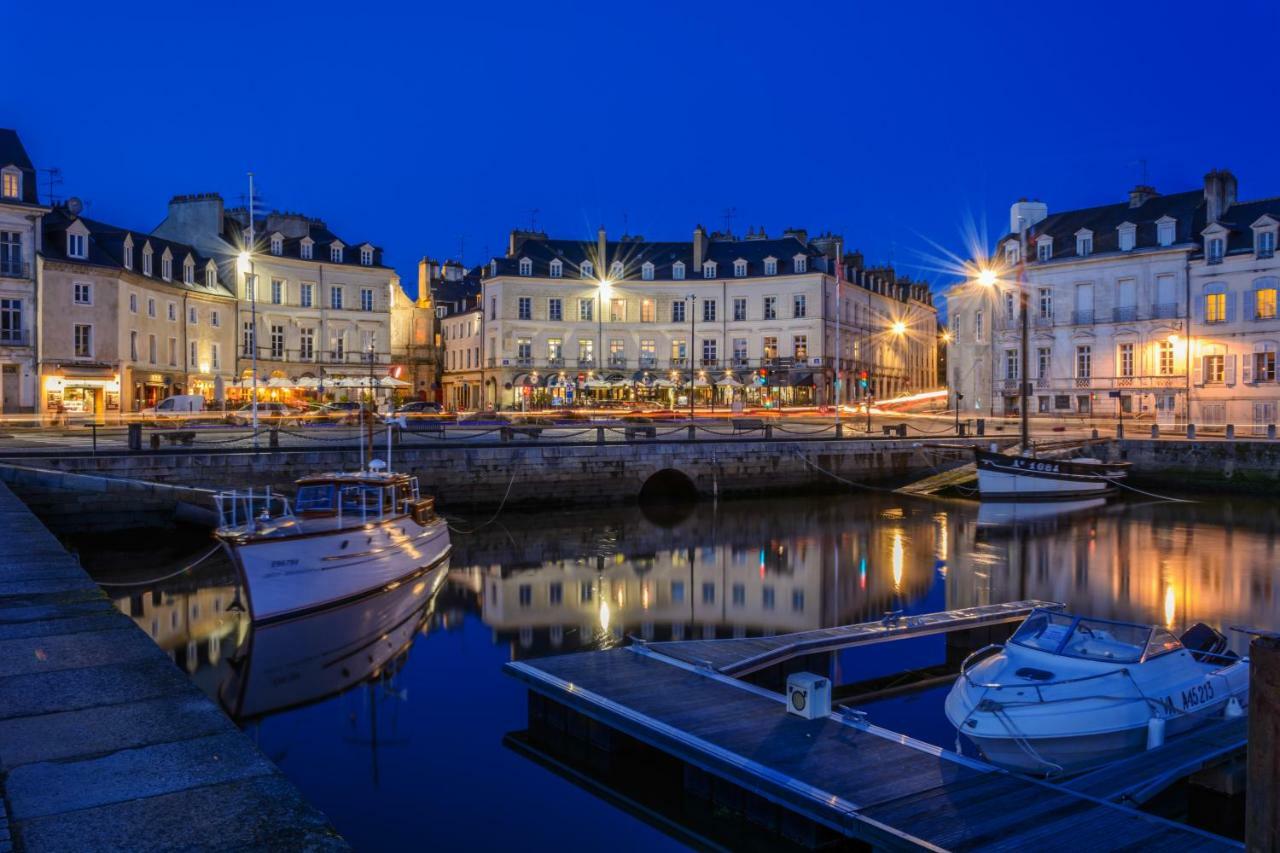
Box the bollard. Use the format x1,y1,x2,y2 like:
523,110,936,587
149,433,160,450
269,427,279,448
1226,423,1235,440
127,423,142,451
764,423,773,440
957,421,967,437
835,422,844,440
1187,423,1196,440
897,423,907,438
1247,636,1280,851
1151,424,1159,439
1270,423,1277,440
1115,423,1124,439
976,418,985,436
597,426,605,445
1091,428,1099,439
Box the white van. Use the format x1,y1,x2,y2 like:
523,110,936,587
140,395,210,424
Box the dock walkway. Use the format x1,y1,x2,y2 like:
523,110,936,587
0,481,346,851
508,626,1240,850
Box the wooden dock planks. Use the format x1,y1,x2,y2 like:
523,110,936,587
507,643,1241,851
647,599,1057,675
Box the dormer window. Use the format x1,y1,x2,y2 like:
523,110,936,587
489,260,498,277
300,239,313,260
1004,242,1019,265
0,168,19,199
1076,230,1093,257
360,246,373,266
793,255,807,274
672,261,686,280
142,245,153,276
330,245,343,263
641,261,654,281
549,259,563,278
764,257,777,276
1207,237,1224,264
1035,236,1053,262
1157,217,1176,247
580,260,594,278
518,257,532,276
183,259,194,284
703,261,717,279
610,260,624,279
1118,222,1136,252
270,235,282,256
123,236,134,270
1259,231,1277,259
205,265,216,288
67,232,86,259
161,250,173,281
733,259,747,277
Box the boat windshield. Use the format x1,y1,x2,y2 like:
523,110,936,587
295,484,335,512
1010,610,1157,663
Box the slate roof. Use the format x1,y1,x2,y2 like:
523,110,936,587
42,207,235,298
0,128,42,206
1004,186,1280,262
432,265,483,316
224,210,391,270
491,235,823,280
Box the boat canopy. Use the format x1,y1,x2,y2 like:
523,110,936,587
1009,609,1182,664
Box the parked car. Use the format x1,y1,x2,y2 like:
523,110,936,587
226,402,296,427
395,401,442,415
139,395,219,425
296,402,361,426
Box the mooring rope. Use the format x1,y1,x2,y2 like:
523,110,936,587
96,543,223,587
1105,478,1197,503
446,464,520,534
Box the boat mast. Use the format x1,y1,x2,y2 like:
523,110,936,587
1018,217,1030,451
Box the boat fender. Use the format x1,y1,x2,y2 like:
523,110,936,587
1225,697,1244,719
1146,716,1166,750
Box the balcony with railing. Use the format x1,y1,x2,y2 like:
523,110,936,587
1070,309,1094,325
607,354,628,368
0,330,30,347
515,356,534,367
1150,303,1180,319
1033,314,1053,328
1112,306,1137,322
638,354,657,369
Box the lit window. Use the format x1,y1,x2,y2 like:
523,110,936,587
1255,286,1277,320
0,170,19,199
1205,291,1226,323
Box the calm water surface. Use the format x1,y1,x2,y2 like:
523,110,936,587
77,491,1280,850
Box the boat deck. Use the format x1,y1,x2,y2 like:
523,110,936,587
646,599,1055,675
507,644,1239,850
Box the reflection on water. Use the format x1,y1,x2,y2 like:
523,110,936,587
82,491,1280,850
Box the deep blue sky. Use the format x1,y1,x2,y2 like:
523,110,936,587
6,1,1277,301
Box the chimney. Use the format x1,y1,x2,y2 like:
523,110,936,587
417,258,432,306
1128,185,1158,208
692,224,707,271
1009,199,1048,235
158,193,224,244
597,226,607,276
1204,169,1238,223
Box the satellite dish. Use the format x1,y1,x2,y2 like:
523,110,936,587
66,197,83,216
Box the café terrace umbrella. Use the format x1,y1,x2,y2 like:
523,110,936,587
295,376,321,389
715,374,743,387
380,375,411,388
266,377,295,389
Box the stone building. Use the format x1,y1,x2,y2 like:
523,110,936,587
153,194,397,391
947,170,1279,429
0,129,48,414
473,225,937,410
388,259,445,403
39,205,237,418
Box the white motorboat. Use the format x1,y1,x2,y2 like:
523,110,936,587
974,448,1130,500
219,557,448,720
214,464,451,623
945,608,1248,776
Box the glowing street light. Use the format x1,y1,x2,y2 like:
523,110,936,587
891,320,907,336
976,268,998,288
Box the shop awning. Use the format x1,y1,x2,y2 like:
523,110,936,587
511,373,543,388
790,371,815,387
716,374,743,387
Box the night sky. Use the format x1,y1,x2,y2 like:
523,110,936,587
6,1,1277,303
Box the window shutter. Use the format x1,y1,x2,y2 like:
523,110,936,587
1193,356,1204,386
1226,353,1238,386
1243,355,1253,384
1226,292,1237,323
1193,294,1205,323
1245,289,1256,321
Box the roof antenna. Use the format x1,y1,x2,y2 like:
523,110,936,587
39,168,62,206
722,207,737,235
528,208,539,232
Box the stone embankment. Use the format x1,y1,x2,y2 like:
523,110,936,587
0,481,347,851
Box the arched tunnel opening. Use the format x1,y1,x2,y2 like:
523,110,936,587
638,468,699,526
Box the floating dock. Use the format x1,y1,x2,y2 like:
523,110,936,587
506,602,1242,851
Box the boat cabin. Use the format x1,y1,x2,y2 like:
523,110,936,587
1010,610,1183,664
215,471,436,535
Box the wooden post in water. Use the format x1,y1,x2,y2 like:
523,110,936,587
1248,636,1280,851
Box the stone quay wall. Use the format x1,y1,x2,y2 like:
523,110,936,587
1109,438,1280,492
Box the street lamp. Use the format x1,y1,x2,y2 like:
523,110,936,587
686,293,697,422
237,241,258,450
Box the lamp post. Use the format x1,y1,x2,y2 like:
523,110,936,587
687,293,697,422
237,174,259,451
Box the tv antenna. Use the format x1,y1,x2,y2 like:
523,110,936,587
528,208,540,231
721,207,737,235
39,168,62,205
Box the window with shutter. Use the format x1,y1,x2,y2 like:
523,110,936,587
1225,354,1237,385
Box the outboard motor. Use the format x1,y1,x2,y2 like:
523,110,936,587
1179,623,1235,663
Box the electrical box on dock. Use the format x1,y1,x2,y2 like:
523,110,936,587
786,672,831,720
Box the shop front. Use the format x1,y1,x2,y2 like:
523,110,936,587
128,369,179,412
42,365,121,424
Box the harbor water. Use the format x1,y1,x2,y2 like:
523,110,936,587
76,491,1275,849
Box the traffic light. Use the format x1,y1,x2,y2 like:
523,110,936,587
858,370,869,391
756,368,768,387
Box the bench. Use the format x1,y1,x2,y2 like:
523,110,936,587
625,425,657,440
150,431,196,449
404,420,445,436
731,418,766,435
500,425,543,441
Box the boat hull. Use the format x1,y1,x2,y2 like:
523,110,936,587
223,515,451,622
974,449,1129,500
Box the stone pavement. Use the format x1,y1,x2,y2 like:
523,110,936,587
0,482,348,851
